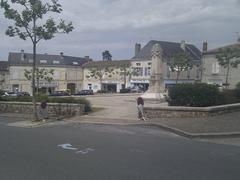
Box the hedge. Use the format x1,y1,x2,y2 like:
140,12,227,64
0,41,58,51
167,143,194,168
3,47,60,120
0,95,91,112
168,83,220,107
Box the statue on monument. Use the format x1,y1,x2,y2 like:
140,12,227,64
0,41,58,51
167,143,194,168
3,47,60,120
141,43,166,102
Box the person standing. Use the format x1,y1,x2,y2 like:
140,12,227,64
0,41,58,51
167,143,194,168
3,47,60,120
39,100,48,121
137,97,146,121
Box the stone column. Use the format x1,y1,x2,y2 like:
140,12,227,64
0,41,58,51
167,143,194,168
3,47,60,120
141,44,166,102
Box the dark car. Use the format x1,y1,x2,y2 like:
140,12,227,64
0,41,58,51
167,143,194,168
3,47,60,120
49,91,70,96
74,90,94,96
17,92,30,96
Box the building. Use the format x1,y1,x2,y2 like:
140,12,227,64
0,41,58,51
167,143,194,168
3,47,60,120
202,42,240,89
8,50,91,94
83,60,131,93
131,40,202,89
0,61,10,91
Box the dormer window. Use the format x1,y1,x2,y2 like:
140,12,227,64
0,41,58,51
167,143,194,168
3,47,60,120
73,62,78,65
40,60,47,64
136,63,141,66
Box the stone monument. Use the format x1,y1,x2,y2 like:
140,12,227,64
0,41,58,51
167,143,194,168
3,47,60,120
141,43,166,102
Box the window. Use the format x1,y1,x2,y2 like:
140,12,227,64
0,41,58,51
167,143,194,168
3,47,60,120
133,67,143,76
40,60,47,64
144,67,148,76
212,62,220,74
148,62,152,66
136,63,141,66
144,67,151,76
53,60,60,64
73,62,78,65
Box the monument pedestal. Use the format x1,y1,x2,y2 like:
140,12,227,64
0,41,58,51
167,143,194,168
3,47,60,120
141,43,167,104
141,92,166,103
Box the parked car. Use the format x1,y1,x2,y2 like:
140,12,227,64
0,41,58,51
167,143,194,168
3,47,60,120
17,92,30,96
49,90,70,96
3,91,19,96
74,89,94,96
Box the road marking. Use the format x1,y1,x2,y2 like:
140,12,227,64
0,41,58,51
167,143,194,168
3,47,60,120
58,143,77,150
76,148,95,155
58,144,95,155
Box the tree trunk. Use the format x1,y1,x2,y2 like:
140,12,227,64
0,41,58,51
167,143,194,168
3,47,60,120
100,78,103,91
123,73,126,89
32,16,38,122
176,71,180,84
225,63,230,89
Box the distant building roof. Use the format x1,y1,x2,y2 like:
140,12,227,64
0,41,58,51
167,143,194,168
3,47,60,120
8,52,91,67
203,43,240,55
132,40,202,61
0,61,9,71
83,60,131,68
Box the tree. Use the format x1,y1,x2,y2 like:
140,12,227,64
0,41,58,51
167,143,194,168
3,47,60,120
168,52,193,84
86,66,115,91
102,50,112,61
216,47,240,88
1,0,74,121
24,68,54,93
117,66,133,89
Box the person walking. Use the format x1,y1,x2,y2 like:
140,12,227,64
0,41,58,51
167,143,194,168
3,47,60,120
137,96,146,121
39,100,48,121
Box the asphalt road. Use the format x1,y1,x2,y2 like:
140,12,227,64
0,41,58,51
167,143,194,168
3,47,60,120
0,117,240,180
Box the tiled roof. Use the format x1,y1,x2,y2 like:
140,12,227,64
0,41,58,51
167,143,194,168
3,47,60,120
203,43,240,55
132,40,202,61
8,52,91,67
0,61,9,71
83,60,131,68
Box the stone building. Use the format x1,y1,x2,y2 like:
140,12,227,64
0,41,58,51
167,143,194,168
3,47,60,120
0,61,10,91
202,42,240,89
7,51,91,94
83,60,131,93
132,40,202,89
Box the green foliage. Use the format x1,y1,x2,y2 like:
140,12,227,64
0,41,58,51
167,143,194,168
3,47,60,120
216,47,240,87
236,82,240,89
1,0,74,120
87,67,116,90
49,97,91,112
216,89,240,105
0,0,74,43
102,50,112,61
0,95,91,112
168,83,220,107
0,90,4,96
168,52,193,83
96,90,107,93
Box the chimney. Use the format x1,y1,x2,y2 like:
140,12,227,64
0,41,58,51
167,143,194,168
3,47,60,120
60,52,64,59
135,43,141,56
85,56,90,60
202,41,208,52
180,40,186,51
21,50,25,61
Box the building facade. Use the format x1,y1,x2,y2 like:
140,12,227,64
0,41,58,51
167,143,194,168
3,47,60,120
0,61,10,91
83,60,131,93
202,43,240,89
8,51,91,94
132,40,202,89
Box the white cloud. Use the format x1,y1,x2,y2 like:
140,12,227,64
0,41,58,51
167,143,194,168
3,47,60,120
0,0,240,60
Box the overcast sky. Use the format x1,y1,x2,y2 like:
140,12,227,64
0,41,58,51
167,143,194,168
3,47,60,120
0,0,240,61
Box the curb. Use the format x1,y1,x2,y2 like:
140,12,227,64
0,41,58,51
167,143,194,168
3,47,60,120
74,118,240,139
147,122,240,139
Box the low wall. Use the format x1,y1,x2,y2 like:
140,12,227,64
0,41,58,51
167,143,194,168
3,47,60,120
144,103,240,118
0,101,85,119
